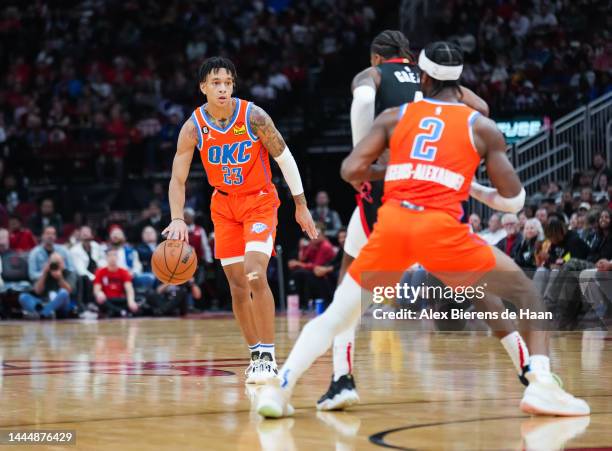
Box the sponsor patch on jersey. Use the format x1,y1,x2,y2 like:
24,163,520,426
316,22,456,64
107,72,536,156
233,123,246,135
201,125,209,134
251,222,268,234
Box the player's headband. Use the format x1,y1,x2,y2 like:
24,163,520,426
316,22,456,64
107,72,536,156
418,50,463,81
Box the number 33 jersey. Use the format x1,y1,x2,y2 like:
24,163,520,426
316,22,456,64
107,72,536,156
191,98,273,194
383,99,482,220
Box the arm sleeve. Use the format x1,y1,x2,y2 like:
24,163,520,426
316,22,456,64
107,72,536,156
273,148,304,196
350,85,376,146
470,181,526,214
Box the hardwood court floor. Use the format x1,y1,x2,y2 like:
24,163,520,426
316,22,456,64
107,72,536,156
0,316,610,450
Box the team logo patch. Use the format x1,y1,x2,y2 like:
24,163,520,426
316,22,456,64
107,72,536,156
233,123,246,135
251,222,268,234
201,126,209,134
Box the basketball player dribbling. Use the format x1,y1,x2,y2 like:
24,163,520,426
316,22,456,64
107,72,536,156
257,42,589,418
318,30,491,411
163,57,317,384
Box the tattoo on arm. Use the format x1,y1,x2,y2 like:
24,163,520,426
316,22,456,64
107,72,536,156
293,193,307,205
249,105,287,158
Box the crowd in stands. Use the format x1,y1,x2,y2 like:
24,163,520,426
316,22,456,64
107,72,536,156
469,153,612,328
436,0,612,113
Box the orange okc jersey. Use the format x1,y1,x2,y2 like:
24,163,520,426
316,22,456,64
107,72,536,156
384,98,482,219
191,98,272,194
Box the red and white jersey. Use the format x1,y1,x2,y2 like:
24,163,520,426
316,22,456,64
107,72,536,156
191,98,273,194
383,98,482,219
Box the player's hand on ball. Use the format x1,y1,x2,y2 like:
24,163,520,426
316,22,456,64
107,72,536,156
295,205,318,239
162,219,189,242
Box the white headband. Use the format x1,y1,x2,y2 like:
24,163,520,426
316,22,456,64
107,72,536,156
418,50,463,81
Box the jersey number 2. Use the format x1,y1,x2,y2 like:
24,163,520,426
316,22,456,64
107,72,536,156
410,117,445,162
222,166,243,185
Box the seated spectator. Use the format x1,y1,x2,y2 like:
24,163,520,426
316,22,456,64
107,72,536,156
184,208,213,265
312,228,347,287
107,225,155,292
70,225,105,281
135,225,158,273
93,248,138,317
0,228,30,290
535,207,548,226
579,257,612,324
310,191,343,239
496,213,522,258
28,198,63,237
478,213,506,245
132,200,168,241
148,278,202,316
579,209,600,247
591,152,612,191
539,216,590,269
515,218,544,271
19,252,77,319
8,214,36,251
468,213,482,233
594,173,609,204
28,226,74,281
288,222,337,306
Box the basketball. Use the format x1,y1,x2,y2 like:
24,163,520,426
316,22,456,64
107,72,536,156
151,239,197,285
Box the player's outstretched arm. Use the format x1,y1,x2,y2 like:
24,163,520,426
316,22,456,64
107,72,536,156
350,67,378,146
341,107,397,184
459,86,490,117
162,119,197,242
470,116,525,213
249,104,318,239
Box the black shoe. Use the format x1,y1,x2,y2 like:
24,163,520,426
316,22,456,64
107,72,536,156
316,374,360,411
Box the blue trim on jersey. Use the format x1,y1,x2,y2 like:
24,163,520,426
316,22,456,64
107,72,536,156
398,103,408,119
201,98,242,133
191,112,203,150
259,149,271,185
422,98,464,106
245,102,259,141
468,111,481,126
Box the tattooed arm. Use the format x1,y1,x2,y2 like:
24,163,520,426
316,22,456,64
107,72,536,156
250,104,318,239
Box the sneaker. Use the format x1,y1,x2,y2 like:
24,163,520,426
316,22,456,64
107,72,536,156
257,379,294,418
520,371,590,416
316,374,360,411
256,352,278,385
245,359,260,385
79,310,98,320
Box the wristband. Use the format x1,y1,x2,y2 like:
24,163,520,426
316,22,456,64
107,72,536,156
172,218,186,223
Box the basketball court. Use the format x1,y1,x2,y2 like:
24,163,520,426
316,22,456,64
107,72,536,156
1,316,610,450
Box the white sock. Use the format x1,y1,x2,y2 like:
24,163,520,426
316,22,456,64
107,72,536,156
333,327,356,380
279,275,363,391
248,342,261,360
259,343,275,362
529,355,551,374
500,331,530,375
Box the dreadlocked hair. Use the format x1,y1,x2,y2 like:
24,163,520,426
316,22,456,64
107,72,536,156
198,56,238,86
371,30,413,61
422,41,463,97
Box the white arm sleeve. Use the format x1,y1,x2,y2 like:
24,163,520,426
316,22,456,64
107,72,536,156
470,181,526,214
350,85,376,146
274,147,304,196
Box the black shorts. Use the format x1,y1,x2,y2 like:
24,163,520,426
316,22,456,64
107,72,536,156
356,180,384,235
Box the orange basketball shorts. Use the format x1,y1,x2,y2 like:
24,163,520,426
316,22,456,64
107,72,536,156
348,201,496,290
210,185,280,260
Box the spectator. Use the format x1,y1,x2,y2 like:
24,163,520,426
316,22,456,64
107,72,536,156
478,213,506,245
133,200,168,240
107,225,154,291
70,225,105,282
135,226,158,273
591,152,612,191
28,226,74,281
468,213,482,233
28,198,63,237
93,248,138,317
19,252,76,319
0,228,30,290
537,216,590,269
497,213,522,258
312,227,347,287
515,218,544,271
149,278,202,316
288,222,337,306
184,208,213,265
310,191,343,239
594,173,609,204
8,214,36,251
535,207,548,226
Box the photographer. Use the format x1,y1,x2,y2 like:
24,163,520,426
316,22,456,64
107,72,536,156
93,248,138,317
19,252,77,319
148,278,202,316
